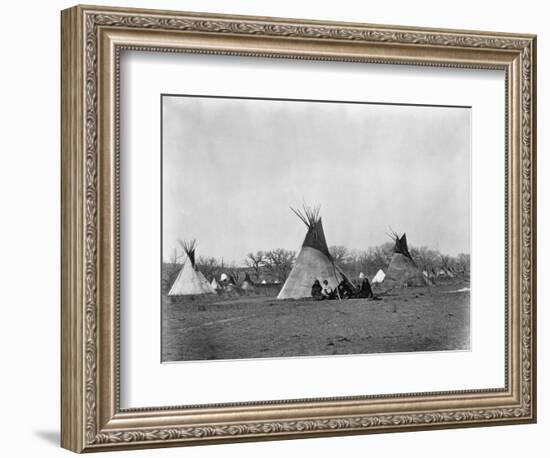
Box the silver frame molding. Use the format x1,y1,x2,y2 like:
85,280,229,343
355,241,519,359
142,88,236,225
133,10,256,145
61,4,536,453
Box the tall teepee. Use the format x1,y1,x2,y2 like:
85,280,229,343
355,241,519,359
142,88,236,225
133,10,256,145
277,205,350,299
382,232,427,288
168,240,216,296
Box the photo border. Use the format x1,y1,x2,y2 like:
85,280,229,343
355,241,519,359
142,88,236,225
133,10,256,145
159,92,473,363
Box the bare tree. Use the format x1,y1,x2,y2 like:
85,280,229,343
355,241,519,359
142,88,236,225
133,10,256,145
244,251,265,281
196,256,221,282
162,268,179,294
410,246,440,272
329,245,350,265
263,248,296,282
331,245,393,279
224,263,241,284
169,247,183,265
161,247,184,294
455,253,471,276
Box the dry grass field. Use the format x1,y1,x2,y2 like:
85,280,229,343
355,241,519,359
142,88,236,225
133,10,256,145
161,280,470,362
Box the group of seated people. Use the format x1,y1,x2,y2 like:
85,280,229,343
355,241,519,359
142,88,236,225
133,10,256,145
311,274,374,301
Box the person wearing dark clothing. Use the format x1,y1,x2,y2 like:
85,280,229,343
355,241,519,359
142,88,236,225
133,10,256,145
356,276,374,298
311,279,324,300
337,279,354,299
322,280,336,300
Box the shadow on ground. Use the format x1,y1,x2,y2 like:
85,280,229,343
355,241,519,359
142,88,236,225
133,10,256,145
34,430,59,446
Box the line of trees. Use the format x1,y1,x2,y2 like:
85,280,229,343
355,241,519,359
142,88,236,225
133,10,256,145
162,247,297,292
163,243,470,292
328,243,470,280
244,249,296,282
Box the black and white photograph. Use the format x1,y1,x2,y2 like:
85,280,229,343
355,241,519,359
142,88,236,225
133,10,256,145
161,94,471,362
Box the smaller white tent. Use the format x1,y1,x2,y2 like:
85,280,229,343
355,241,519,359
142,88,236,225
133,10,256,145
168,240,216,296
444,268,455,278
211,277,221,291
437,268,451,279
372,269,385,284
222,273,238,292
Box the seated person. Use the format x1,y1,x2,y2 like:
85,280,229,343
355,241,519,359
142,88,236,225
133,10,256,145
322,280,336,300
337,279,354,299
311,279,324,300
356,274,374,298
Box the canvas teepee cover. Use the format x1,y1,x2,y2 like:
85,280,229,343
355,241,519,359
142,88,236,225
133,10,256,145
168,240,216,296
382,232,426,288
277,205,348,299
372,269,386,284
210,277,221,291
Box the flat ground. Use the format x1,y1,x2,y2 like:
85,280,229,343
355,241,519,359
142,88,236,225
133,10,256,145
162,281,470,362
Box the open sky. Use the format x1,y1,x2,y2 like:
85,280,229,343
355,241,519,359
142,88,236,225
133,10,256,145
162,95,470,264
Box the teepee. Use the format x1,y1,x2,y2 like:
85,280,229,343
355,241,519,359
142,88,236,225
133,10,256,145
440,257,455,279
382,232,427,288
241,273,255,292
168,240,216,296
277,205,351,299
372,269,385,284
210,277,221,291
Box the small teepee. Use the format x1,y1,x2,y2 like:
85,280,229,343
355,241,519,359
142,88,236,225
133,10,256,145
210,277,221,291
222,273,238,292
168,240,216,296
440,256,455,279
277,205,351,299
372,269,386,284
382,232,427,288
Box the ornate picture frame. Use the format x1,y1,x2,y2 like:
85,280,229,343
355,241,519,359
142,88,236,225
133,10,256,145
61,4,536,453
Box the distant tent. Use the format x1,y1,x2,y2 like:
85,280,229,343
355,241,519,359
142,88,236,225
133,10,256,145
219,273,238,293
277,205,352,299
439,257,455,279
168,240,216,296
442,261,455,278
372,269,385,284
220,272,237,285
436,268,454,280
210,277,221,291
261,279,267,285
382,232,427,288
436,268,450,279
241,273,255,291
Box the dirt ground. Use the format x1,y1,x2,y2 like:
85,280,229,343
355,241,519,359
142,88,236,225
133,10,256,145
161,281,470,362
